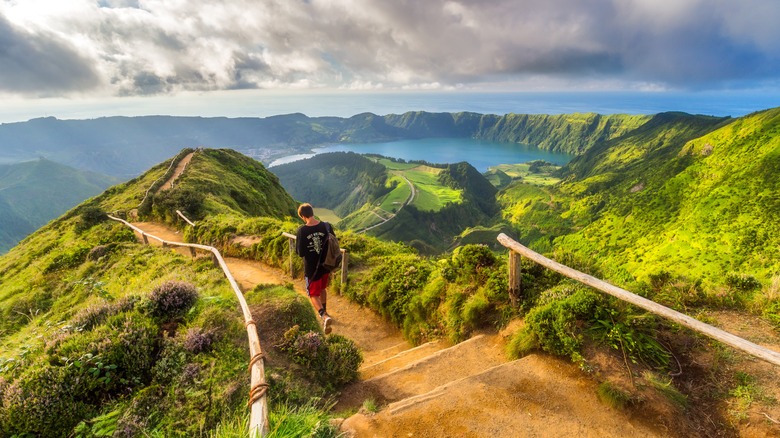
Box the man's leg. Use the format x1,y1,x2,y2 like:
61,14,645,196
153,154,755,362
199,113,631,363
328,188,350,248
306,276,332,334
320,273,330,316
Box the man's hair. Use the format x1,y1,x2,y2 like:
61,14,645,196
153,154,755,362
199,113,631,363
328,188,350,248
298,203,314,219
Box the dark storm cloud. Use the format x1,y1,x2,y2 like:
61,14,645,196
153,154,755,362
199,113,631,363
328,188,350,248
0,13,101,95
3,0,780,96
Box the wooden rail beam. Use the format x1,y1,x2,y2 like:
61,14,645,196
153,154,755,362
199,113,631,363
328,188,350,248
497,233,780,368
109,216,270,436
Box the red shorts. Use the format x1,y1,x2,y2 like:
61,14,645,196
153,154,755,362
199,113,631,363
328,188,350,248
305,273,330,297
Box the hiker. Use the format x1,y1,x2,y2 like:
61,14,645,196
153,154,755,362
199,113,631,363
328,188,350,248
295,203,334,334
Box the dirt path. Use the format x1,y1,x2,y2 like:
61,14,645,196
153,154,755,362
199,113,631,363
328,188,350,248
160,151,195,191
129,221,665,437
130,222,409,362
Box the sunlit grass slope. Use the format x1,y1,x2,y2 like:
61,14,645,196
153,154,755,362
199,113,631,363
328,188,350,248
499,109,780,287
0,149,356,437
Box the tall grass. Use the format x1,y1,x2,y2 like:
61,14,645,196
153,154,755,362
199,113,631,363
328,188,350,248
212,404,340,438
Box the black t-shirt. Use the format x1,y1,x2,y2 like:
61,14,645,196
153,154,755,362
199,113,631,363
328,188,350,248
295,221,333,280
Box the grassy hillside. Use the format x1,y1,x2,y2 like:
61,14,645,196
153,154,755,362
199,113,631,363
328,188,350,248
498,109,780,290
380,111,651,154
0,159,119,253
0,149,355,437
270,152,389,217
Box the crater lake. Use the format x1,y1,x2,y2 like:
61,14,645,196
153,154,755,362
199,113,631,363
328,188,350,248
269,138,574,172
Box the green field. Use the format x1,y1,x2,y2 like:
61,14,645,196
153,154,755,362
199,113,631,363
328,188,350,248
366,159,464,213
378,175,412,213
489,163,561,186
377,158,420,170
399,165,462,212
315,207,341,224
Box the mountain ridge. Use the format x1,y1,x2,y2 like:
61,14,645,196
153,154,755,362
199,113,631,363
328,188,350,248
0,158,119,253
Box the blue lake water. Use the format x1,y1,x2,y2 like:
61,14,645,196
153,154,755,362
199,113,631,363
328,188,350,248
270,138,574,172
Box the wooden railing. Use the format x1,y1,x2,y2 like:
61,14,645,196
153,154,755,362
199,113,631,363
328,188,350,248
176,209,196,227
108,216,270,437
282,232,349,285
497,233,780,368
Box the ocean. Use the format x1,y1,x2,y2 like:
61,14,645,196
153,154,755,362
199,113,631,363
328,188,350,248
4,89,779,124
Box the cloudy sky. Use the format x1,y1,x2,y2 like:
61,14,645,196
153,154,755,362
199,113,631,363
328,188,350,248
2,0,780,120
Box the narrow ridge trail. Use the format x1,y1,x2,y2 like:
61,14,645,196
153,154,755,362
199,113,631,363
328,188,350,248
129,222,410,370
129,221,670,438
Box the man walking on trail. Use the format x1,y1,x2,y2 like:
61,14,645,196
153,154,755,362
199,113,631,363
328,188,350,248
295,203,334,334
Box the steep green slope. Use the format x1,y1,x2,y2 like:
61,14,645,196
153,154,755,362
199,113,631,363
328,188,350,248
498,109,780,286
270,152,389,217
381,111,651,155
0,149,349,437
129,148,299,224
349,161,499,253
0,159,119,253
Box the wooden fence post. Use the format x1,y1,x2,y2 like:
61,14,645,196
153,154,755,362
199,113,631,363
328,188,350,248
340,250,348,286
508,251,522,306
288,237,295,278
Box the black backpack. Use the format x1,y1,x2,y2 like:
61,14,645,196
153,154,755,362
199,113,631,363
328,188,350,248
321,223,342,273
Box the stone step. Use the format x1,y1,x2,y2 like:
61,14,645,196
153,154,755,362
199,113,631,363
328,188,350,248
361,341,413,369
360,339,450,380
335,333,506,412
340,355,663,438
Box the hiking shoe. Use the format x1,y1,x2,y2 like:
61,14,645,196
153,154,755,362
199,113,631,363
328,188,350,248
323,316,333,335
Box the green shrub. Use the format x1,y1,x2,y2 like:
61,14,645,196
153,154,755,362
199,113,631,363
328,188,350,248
452,244,498,283
152,187,206,222
444,291,468,343
461,292,490,328
151,338,187,385
725,274,762,292
764,300,780,329
363,256,432,325
76,206,108,233
279,326,363,389
147,281,198,319
0,366,95,437
589,309,671,370
640,272,706,311
402,275,447,344
45,245,91,273
506,327,538,359
516,288,600,362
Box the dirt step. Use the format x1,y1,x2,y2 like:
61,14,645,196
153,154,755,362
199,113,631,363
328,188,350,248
335,333,506,412
360,339,451,380
340,355,664,438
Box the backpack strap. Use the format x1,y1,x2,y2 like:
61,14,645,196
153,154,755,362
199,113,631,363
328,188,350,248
314,222,330,275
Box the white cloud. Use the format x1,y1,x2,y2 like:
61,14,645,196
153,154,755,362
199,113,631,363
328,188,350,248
1,0,779,98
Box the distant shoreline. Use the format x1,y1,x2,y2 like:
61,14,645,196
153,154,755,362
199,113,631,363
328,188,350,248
3,90,776,124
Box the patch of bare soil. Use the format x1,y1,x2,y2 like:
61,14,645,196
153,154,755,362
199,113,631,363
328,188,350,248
703,310,780,436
